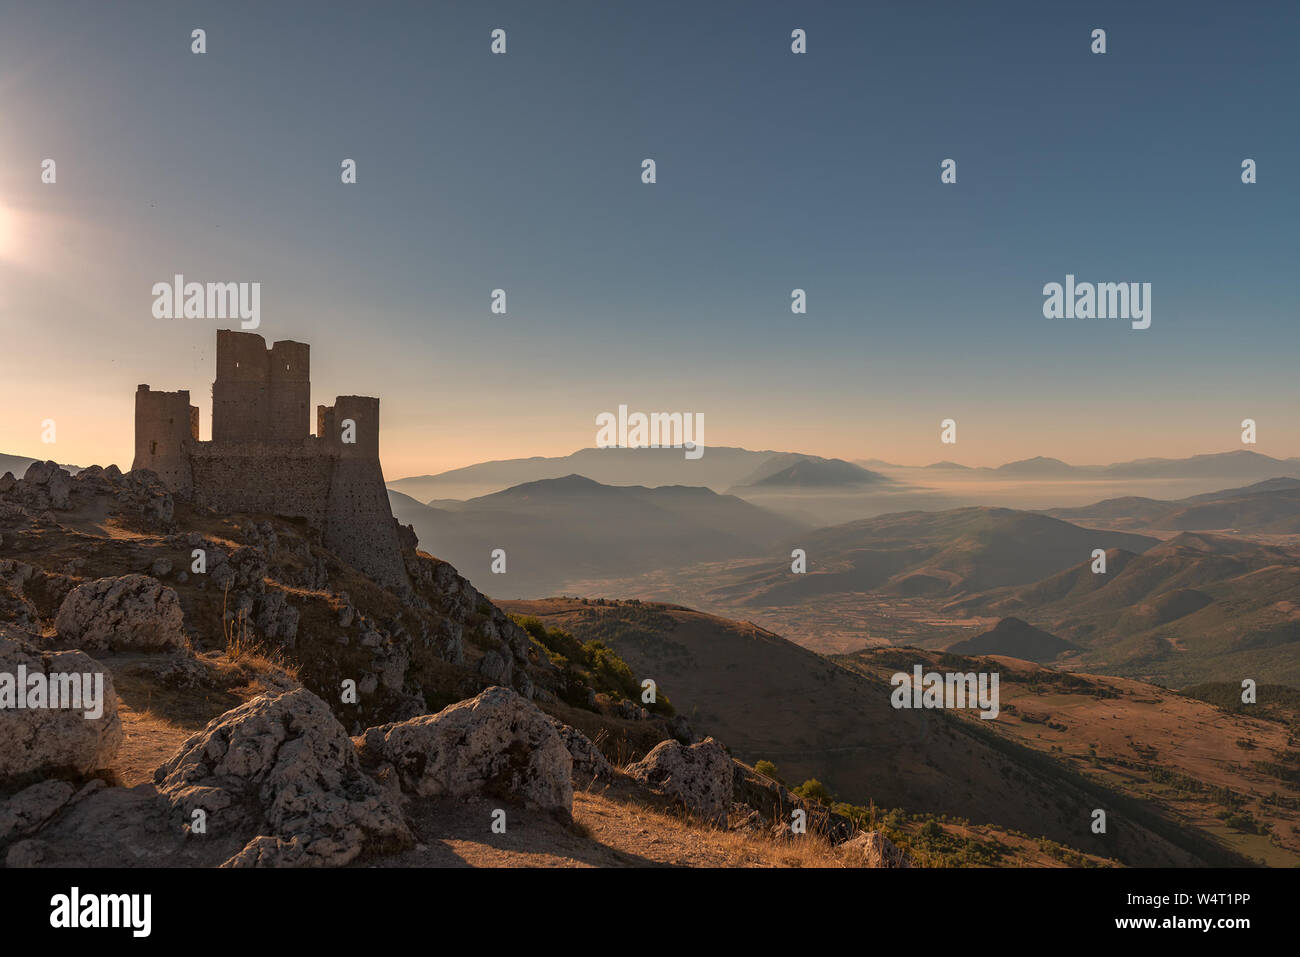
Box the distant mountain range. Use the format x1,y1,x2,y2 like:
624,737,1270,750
387,447,782,501
387,448,1300,524
1044,477,1300,533
389,474,807,598
859,450,1300,481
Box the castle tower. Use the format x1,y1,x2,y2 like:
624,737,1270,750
212,330,310,443
268,339,310,441
319,396,381,458
132,385,197,492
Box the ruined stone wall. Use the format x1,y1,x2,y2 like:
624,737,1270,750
324,457,409,588
189,442,332,527
188,440,408,589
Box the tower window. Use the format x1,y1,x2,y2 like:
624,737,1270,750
150,441,157,455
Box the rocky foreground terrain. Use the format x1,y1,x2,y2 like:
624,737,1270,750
0,461,920,868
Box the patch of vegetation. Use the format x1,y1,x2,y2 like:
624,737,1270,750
510,614,673,715
793,778,833,806
1217,809,1271,835
1180,682,1300,724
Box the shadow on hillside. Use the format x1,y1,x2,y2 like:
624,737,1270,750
370,793,665,868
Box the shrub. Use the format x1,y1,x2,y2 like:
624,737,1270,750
794,778,833,806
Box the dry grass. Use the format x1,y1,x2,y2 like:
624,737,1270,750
574,789,847,868
221,583,300,680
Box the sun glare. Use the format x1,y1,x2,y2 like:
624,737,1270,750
0,204,18,264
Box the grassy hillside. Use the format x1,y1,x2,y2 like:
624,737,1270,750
499,597,1256,866
841,648,1300,867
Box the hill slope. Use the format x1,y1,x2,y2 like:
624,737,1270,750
706,506,1158,606
1046,480,1300,533
948,533,1300,685
499,598,1254,866
946,617,1079,662
730,457,891,490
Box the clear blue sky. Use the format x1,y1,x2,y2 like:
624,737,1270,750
1,0,1296,475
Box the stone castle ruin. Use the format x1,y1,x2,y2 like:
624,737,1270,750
132,330,409,587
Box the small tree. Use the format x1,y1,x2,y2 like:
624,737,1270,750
794,778,833,806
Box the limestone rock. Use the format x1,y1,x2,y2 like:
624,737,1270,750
0,580,40,633
54,574,187,652
154,687,412,868
477,649,512,685
549,717,614,784
615,699,649,721
839,830,913,868
0,629,123,789
121,652,213,691
0,781,76,843
626,737,733,827
20,461,71,510
355,686,572,814
733,760,855,844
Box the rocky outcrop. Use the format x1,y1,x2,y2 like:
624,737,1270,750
839,830,913,868
0,781,76,844
154,688,412,867
0,628,123,789
0,579,40,633
626,736,733,827
732,761,855,844
54,574,187,652
549,718,614,784
19,461,71,510
355,686,572,815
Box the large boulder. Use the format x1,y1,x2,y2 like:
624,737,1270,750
154,688,412,867
0,629,123,789
839,830,913,868
20,461,71,510
626,736,733,827
354,686,572,815
54,574,187,652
